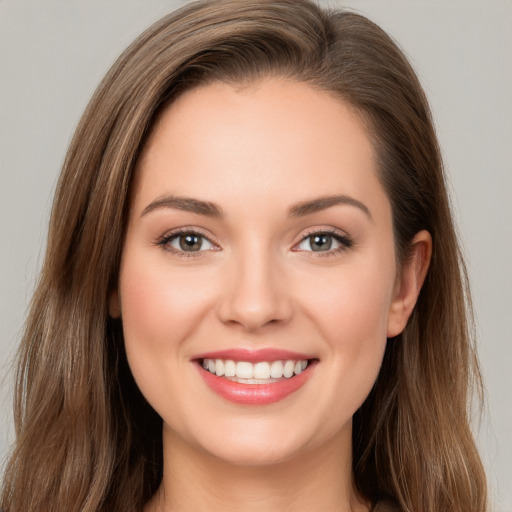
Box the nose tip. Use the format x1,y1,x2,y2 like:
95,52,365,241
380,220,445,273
216,257,293,332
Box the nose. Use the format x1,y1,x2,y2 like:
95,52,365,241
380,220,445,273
216,246,294,332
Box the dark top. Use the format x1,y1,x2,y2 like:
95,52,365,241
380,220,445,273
373,501,400,512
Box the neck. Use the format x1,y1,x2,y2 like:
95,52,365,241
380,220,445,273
146,425,369,512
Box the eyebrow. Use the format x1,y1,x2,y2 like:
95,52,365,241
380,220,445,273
141,195,224,218
287,194,372,220
141,194,371,220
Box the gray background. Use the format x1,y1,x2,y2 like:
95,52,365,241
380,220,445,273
1,1,511,509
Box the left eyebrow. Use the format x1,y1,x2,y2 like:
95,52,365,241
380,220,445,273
287,194,372,220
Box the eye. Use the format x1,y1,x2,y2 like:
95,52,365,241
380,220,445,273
159,230,216,254
295,231,352,253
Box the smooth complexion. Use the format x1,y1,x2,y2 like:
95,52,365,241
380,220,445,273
110,78,431,512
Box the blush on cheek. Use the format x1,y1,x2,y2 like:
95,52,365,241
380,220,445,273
119,260,217,354
309,270,390,389
314,274,392,338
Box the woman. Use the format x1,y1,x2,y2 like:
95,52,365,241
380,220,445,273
1,0,487,511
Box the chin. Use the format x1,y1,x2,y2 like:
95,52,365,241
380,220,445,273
207,440,307,468
184,413,345,469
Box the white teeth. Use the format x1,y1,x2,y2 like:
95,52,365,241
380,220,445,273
228,377,280,384
253,362,271,379
201,358,309,381
236,361,253,379
283,360,295,378
215,359,225,377
270,360,284,378
224,360,236,377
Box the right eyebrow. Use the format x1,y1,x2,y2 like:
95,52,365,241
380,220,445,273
141,195,224,218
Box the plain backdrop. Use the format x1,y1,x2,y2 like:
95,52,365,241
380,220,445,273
1,1,511,509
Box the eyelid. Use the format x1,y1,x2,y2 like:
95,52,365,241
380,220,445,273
292,227,353,256
156,227,220,257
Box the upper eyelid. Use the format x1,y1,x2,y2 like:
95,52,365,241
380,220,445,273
295,227,351,243
299,226,347,238
159,227,216,243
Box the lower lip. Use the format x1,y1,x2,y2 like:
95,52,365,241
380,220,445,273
197,362,315,405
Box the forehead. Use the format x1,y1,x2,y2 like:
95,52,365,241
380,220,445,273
132,78,388,220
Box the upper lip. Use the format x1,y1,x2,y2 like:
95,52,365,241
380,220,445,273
192,348,314,363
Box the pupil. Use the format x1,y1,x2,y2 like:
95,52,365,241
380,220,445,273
311,234,331,251
180,234,201,251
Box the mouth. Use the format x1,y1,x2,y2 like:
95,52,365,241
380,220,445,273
193,349,317,405
200,358,310,383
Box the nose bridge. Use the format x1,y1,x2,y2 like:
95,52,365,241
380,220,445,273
217,238,292,331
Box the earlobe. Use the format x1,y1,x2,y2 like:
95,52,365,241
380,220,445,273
387,230,432,338
109,289,122,319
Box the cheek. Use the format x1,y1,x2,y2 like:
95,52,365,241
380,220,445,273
305,262,394,347
300,255,395,406
117,253,222,424
119,259,211,348
117,253,218,404
319,297,389,429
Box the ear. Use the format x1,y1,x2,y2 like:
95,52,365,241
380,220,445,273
387,230,432,338
109,288,122,319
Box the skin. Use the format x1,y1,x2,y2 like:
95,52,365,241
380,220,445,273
110,77,431,512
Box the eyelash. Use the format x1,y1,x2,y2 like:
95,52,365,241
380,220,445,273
156,227,353,258
295,228,353,258
156,227,217,258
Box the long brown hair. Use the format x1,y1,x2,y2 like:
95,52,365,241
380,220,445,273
1,1,487,511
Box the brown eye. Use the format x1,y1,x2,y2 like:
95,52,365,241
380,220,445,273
295,231,353,254
164,232,215,253
178,233,203,251
298,233,338,252
309,234,333,251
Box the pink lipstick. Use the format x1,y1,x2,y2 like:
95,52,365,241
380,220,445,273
193,349,316,405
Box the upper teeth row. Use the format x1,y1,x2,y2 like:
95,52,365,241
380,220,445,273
202,359,308,379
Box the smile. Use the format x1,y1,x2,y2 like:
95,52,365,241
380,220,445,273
194,349,317,405
201,358,309,382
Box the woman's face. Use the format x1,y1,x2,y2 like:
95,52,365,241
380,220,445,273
112,78,412,466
